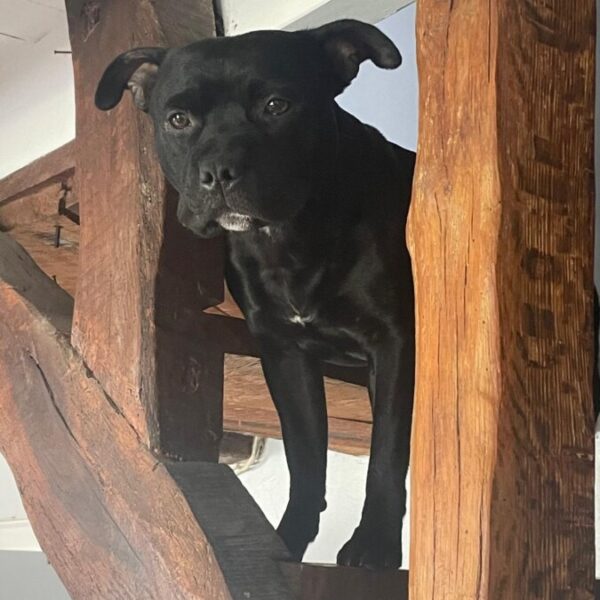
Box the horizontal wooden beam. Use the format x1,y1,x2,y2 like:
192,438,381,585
0,181,70,232
6,214,79,297
290,564,408,599
224,355,372,455
0,141,74,205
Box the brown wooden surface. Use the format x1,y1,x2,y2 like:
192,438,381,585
0,180,69,231
0,232,298,600
224,355,372,455
67,0,225,460
290,564,408,600
204,284,245,319
0,141,74,205
7,214,79,297
408,1,595,598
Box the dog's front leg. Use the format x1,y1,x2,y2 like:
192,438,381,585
337,335,414,569
260,342,328,561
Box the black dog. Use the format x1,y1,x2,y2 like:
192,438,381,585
96,20,416,569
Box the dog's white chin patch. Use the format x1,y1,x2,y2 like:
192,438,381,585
217,213,253,231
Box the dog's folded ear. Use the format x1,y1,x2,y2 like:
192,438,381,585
95,47,167,111
310,20,401,93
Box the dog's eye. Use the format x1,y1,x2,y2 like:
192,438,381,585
265,98,290,116
168,112,191,130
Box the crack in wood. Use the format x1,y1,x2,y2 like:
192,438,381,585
27,350,78,445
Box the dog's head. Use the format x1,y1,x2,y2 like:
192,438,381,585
95,21,401,238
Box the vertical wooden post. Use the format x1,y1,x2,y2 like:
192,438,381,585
408,1,595,598
67,0,224,460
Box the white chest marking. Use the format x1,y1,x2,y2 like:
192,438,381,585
289,312,315,326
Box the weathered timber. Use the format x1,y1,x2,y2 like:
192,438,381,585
66,0,225,459
0,232,297,600
0,180,70,231
0,141,74,205
223,355,372,455
7,214,79,297
407,1,596,598
290,565,408,600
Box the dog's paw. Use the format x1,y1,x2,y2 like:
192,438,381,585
277,508,321,561
337,527,402,570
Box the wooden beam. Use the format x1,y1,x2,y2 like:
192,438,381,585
7,213,79,297
291,564,408,600
0,232,297,600
0,141,74,205
223,355,372,455
0,181,69,231
66,0,225,460
408,1,595,598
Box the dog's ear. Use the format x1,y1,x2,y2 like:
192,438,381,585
95,47,168,111
310,20,401,93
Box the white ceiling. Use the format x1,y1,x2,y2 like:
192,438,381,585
217,0,414,35
0,0,65,48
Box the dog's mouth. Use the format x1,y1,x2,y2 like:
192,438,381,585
189,211,267,238
216,212,253,232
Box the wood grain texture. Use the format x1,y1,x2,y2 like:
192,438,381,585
0,141,74,205
223,355,372,455
67,0,225,459
289,564,408,600
0,232,298,600
408,1,595,598
7,213,80,297
0,180,70,231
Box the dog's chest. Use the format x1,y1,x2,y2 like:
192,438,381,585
261,262,325,326
227,229,388,362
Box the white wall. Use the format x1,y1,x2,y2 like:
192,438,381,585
0,551,69,600
0,2,74,179
239,439,412,566
336,4,418,151
0,459,27,523
0,458,40,553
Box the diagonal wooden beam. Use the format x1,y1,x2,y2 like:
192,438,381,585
408,1,595,597
66,0,225,460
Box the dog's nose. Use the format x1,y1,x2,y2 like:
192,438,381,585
199,165,241,190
